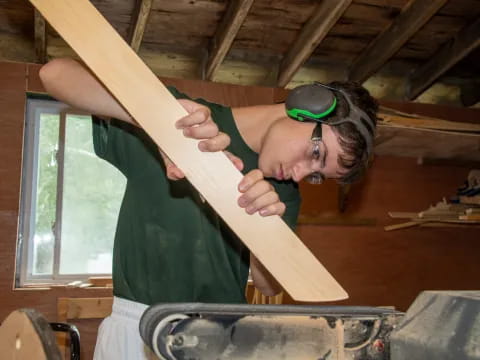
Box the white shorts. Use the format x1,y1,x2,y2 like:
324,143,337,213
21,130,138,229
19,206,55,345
93,296,157,360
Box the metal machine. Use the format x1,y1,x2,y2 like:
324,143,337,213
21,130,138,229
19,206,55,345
140,291,480,360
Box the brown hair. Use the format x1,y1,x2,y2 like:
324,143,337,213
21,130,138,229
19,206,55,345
328,81,378,184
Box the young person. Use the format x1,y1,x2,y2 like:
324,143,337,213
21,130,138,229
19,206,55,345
39,58,378,360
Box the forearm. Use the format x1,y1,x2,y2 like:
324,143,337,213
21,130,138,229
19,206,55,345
39,58,134,124
250,253,282,296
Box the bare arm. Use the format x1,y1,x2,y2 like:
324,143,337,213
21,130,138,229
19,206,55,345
237,169,286,296
39,58,134,123
250,254,282,296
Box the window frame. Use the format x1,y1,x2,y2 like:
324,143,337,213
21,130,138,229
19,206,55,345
17,98,113,287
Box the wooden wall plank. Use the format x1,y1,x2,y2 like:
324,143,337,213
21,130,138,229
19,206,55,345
348,0,448,83
205,0,254,80
277,0,352,87
128,0,153,53
34,9,46,63
407,18,480,100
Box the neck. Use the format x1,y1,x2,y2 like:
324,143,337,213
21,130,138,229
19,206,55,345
232,103,286,153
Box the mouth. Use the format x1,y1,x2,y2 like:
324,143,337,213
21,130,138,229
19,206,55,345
275,165,284,181
276,165,291,181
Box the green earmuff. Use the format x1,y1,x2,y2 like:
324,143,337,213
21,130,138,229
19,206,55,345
285,83,337,122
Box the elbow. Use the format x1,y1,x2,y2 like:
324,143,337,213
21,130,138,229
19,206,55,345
39,58,78,93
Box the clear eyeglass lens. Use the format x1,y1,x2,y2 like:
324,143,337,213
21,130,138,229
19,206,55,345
307,172,325,185
310,139,325,168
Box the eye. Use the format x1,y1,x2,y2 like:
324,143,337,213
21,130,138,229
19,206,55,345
311,142,321,161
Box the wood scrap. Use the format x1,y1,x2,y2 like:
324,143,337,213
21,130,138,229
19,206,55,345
378,106,480,133
386,199,480,231
460,195,480,205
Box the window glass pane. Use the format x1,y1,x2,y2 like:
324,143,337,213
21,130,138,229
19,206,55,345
59,115,126,274
32,113,59,275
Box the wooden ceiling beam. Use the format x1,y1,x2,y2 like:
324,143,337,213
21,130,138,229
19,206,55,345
129,0,153,53
348,0,447,84
407,18,480,100
277,0,352,88
205,0,254,81
34,9,46,63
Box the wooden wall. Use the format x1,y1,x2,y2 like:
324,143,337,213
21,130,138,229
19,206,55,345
0,61,479,357
0,62,112,359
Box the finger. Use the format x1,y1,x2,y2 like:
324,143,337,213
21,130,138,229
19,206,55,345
258,201,286,217
224,151,244,172
185,121,218,139
159,149,185,180
198,132,230,152
238,169,264,193
241,191,284,216
238,180,274,208
175,107,211,129
165,163,185,180
177,99,210,114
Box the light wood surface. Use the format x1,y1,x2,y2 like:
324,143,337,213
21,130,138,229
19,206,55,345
0,309,61,360
29,0,347,302
57,297,113,322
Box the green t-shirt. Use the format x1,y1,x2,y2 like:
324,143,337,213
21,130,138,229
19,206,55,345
92,87,301,305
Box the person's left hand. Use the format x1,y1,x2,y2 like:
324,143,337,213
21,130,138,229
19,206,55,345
237,169,286,217
160,99,243,180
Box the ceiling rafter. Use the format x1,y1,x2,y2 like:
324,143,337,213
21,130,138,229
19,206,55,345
34,9,46,63
348,0,448,84
277,0,352,88
129,0,153,53
407,18,480,100
205,0,254,81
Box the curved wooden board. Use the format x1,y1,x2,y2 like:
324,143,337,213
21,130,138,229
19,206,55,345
0,309,61,360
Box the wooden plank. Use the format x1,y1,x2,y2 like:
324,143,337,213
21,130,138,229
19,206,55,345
30,0,347,302
34,9,46,63
58,297,113,320
407,18,480,100
205,0,254,80
384,221,422,231
349,0,448,83
87,276,113,287
378,113,480,133
388,212,418,219
277,0,352,87
129,0,153,53
375,125,480,163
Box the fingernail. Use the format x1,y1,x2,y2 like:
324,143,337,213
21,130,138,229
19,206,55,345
239,182,248,192
246,206,255,213
238,197,246,207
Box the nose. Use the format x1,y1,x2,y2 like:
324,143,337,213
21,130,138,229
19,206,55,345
292,163,312,182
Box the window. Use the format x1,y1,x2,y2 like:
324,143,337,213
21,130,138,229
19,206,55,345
17,98,126,286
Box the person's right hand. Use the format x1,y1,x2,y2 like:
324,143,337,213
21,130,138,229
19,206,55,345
160,99,244,180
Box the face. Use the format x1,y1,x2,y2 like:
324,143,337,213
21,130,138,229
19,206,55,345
258,117,345,183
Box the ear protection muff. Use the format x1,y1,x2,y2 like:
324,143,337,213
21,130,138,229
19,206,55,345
285,82,375,156
285,84,337,122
